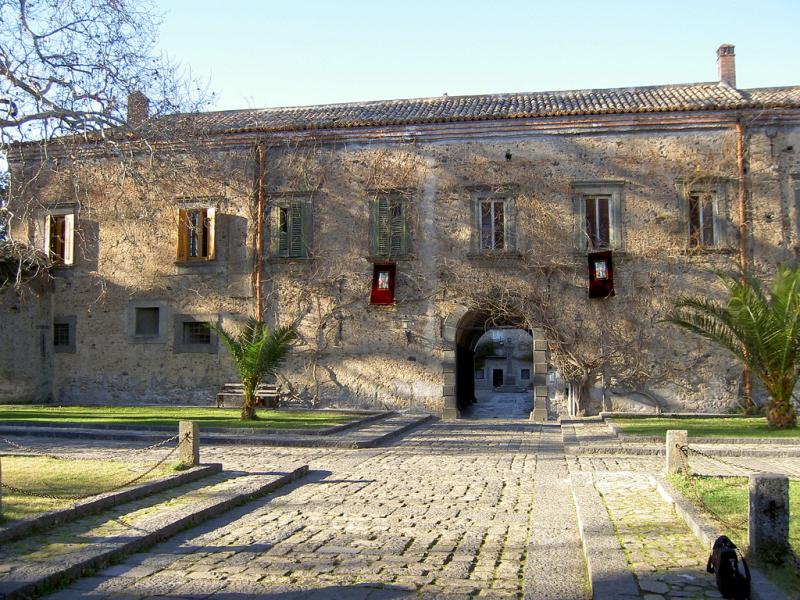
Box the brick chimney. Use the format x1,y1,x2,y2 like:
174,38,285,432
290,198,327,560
717,44,736,87
127,91,150,126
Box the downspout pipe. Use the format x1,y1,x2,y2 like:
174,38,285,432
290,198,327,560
735,118,752,406
253,141,266,321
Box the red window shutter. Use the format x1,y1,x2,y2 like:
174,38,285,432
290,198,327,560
588,251,615,299
370,262,396,305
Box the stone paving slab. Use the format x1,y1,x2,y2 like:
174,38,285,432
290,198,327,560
0,413,433,449
0,465,308,600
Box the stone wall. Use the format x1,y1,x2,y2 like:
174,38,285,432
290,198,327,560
6,116,800,415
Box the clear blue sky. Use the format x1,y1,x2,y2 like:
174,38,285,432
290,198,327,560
157,0,800,111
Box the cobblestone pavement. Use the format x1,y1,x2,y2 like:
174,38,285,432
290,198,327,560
35,420,592,599
593,472,722,600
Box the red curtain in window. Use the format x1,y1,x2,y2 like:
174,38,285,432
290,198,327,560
588,251,615,298
370,263,396,305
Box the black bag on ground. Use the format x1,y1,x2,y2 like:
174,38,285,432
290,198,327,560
706,535,751,600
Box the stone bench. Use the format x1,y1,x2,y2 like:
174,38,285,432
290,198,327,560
216,383,281,408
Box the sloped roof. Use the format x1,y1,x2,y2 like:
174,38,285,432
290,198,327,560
165,82,800,134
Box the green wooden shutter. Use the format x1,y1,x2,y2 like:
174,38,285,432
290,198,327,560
300,200,312,258
268,205,281,257
713,184,729,248
505,199,516,251
376,197,389,257
289,202,303,257
389,199,406,256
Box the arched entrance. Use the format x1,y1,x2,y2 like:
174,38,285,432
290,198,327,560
442,307,549,420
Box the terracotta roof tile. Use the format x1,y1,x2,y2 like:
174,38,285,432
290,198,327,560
163,82,800,134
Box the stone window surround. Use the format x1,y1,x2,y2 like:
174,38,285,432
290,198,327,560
572,181,625,252
175,197,221,265
675,177,730,250
468,185,518,255
53,315,77,354
38,202,79,268
173,313,219,354
267,191,314,261
128,300,169,344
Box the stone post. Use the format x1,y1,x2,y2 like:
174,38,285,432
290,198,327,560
665,430,689,475
749,473,789,560
178,421,200,467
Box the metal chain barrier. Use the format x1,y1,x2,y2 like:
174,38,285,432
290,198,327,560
678,443,750,531
0,432,179,460
0,432,187,502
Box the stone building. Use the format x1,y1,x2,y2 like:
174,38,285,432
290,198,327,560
3,44,800,418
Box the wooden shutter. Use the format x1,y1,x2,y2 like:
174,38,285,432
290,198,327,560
389,199,406,256
63,213,75,266
43,214,51,255
289,202,303,257
205,207,216,260
506,199,516,251
300,200,312,258
573,196,586,250
712,186,728,248
375,197,389,257
177,208,189,261
609,190,622,249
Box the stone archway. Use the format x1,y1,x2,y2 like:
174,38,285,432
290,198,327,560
442,306,549,420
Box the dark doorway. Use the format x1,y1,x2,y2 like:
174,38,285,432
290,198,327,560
492,368,504,388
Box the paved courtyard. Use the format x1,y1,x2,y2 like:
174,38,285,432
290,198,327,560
1,417,796,599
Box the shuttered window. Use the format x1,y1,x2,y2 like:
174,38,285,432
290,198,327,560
572,183,623,251
584,195,611,250
480,199,506,251
371,196,409,258
688,191,716,247
177,207,216,261
270,200,311,258
43,212,75,266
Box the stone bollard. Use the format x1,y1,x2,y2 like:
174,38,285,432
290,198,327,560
178,421,200,467
749,473,790,561
665,430,689,475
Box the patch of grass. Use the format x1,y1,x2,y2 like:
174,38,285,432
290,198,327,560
0,456,173,522
0,405,367,429
611,416,800,438
668,473,800,598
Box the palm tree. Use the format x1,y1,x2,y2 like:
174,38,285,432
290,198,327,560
666,266,800,429
214,319,297,420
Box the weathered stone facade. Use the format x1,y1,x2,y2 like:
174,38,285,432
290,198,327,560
4,47,800,417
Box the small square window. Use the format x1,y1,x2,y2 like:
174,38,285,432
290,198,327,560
53,323,70,347
53,316,76,353
520,368,531,380
135,307,160,337
182,321,211,345
475,369,485,380
174,314,218,353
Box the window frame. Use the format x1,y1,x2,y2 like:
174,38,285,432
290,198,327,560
40,205,77,266
173,314,219,354
53,315,77,354
572,182,624,252
268,195,313,259
176,199,218,263
471,191,516,255
370,193,411,259
680,181,729,250
128,300,168,344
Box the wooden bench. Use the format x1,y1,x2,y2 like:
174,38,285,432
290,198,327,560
216,383,281,408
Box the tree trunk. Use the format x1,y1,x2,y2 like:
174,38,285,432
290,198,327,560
241,386,256,420
765,398,797,429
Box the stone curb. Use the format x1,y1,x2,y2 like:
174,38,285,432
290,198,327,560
0,410,393,437
0,464,309,600
566,443,800,458
0,414,433,448
570,472,641,600
0,464,221,545
653,475,790,600
354,414,436,448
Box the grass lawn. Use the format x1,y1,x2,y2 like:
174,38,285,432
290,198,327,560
0,405,367,429
610,416,800,438
0,456,174,522
668,474,800,597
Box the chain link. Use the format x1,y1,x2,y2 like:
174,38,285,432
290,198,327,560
0,433,187,501
1,432,180,460
681,443,762,475
677,444,750,531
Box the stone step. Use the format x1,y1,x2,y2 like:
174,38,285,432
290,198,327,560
0,465,308,600
0,414,434,448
